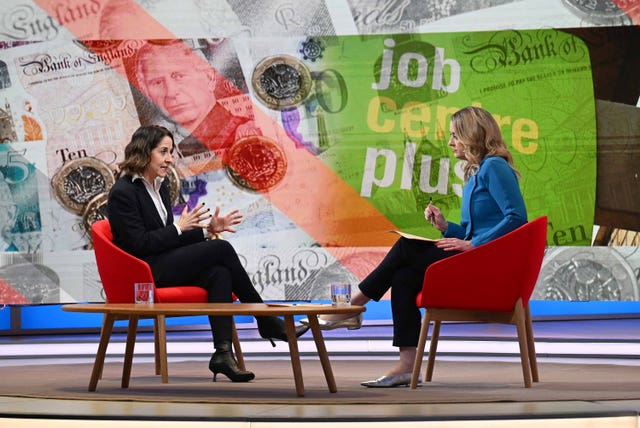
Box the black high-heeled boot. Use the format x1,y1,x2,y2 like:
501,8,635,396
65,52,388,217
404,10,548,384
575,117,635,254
257,316,310,347
209,341,255,382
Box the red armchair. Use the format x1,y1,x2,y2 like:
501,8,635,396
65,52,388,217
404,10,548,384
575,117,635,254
410,216,548,388
91,219,245,385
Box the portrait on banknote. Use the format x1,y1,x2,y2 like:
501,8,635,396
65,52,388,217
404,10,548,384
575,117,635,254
121,38,257,177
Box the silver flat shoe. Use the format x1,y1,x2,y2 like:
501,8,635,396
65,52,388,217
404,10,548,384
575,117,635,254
360,373,421,388
299,313,363,330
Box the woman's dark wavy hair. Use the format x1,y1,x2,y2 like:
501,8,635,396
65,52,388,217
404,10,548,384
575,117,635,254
117,125,174,176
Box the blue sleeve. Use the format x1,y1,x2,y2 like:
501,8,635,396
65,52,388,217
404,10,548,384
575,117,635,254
471,158,527,247
443,221,466,239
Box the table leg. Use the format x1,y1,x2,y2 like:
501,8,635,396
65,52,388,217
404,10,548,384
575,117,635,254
232,319,245,371
307,315,337,393
283,314,304,397
154,321,160,375
89,313,115,392
155,314,169,383
121,315,139,388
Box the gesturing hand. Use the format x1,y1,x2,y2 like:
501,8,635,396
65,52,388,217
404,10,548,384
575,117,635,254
207,207,243,235
176,203,210,232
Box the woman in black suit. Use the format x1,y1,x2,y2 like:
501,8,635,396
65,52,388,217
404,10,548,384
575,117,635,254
107,125,308,382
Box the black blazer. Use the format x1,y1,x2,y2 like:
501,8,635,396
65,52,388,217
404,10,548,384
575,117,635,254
106,175,204,260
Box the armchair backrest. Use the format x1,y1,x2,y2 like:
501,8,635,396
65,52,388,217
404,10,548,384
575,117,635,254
91,219,154,303
417,216,548,312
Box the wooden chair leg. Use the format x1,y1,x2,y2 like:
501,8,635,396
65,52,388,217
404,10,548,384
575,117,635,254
231,318,245,371
121,315,139,388
514,301,533,388
411,311,431,389
525,304,539,382
426,320,441,382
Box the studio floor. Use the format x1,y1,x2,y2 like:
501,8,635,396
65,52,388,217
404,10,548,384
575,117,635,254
1,317,640,427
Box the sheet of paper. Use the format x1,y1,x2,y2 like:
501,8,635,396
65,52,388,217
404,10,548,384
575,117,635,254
390,230,438,242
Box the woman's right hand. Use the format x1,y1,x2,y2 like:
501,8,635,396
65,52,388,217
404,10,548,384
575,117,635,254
424,204,447,233
176,203,211,232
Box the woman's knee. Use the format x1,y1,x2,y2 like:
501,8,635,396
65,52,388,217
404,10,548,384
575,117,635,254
215,239,237,254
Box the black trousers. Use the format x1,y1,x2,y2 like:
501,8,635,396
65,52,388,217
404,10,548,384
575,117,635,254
358,237,456,347
146,239,263,348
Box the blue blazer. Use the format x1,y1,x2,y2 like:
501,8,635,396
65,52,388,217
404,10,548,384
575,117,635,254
443,156,527,247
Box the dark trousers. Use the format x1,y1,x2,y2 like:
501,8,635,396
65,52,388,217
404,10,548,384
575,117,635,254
146,239,263,348
358,237,456,347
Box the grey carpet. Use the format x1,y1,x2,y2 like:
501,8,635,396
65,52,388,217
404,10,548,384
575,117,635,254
1,359,639,404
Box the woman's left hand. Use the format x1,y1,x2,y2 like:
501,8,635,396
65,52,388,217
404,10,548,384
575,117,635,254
435,238,474,252
207,207,243,234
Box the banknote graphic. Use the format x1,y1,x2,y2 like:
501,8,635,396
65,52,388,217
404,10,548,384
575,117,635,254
0,248,104,304
97,0,245,39
43,249,103,302
236,246,336,300
0,99,18,143
0,93,46,143
345,0,518,34
8,40,140,178
0,253,59,303
226,0,336,36
286,247,388,300
0,142,42,253
0,2,68,42
248,37,351,156
1,39,140,250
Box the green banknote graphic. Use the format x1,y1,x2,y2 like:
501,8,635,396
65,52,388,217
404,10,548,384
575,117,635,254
318,29,596,245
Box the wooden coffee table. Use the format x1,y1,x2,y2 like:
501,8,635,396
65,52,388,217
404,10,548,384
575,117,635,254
62,303,364,396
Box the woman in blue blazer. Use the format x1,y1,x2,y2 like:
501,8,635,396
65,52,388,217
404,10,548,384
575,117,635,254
303,106,528,387
107,125,308,383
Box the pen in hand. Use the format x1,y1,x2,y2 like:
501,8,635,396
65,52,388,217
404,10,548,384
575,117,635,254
427,197,435,226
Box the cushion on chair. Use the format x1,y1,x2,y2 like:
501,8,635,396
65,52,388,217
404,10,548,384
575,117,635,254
155,286,208,303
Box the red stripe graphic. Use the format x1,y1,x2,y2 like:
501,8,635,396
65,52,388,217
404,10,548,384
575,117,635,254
0,278,30,304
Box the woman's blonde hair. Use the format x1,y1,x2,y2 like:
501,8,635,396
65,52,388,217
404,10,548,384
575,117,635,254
451,106,519,181
117,125,174,176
